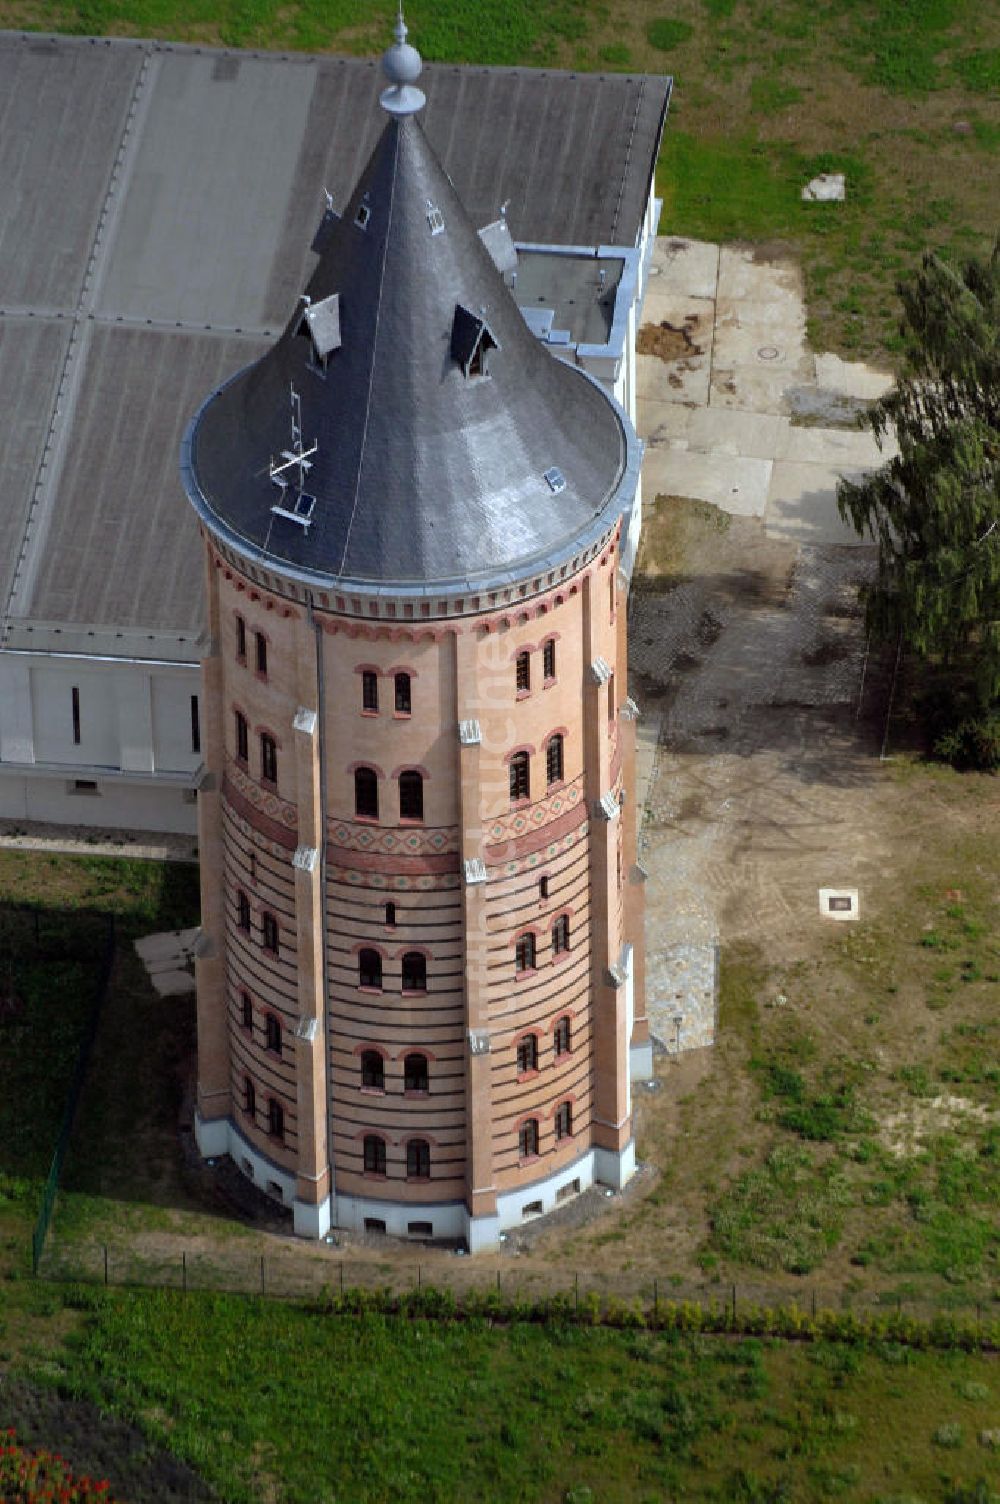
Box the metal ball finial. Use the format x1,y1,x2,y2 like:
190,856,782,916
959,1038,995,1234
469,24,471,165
380,4,425,115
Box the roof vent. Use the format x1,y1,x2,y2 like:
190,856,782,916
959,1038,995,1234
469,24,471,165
544,467,566,494
295,293,341,372
451,304,500,379
354,199,371,230
426,199,445,236
477,217,517,275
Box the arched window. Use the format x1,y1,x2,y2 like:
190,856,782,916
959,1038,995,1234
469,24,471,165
516,1034,538,1075
235,614,247,663
398,770,424,821
362,670,379,712
546,733,564,786
515,651,530,693
268,1098,284,1141
260,732,278,785
515,933,536,973
406,1139,430,1179
360,1050,384,1091
265,1012,281,1054
394,672,412,715
554,1016,571,1057
355,766,378,820
262,912,279,956
518,1119,539,1159
363,1134,386,1176
555,1101,573,1141
385,901,397,927
404,1053,429,1094
552,914,570,954
401,952,427,992
243,1075,255,1118
240,990,253,1029
237,889,251,932
358,948,383,990
539,875,549,900
234,710,248,763
509,751,530,803
543,639,556,681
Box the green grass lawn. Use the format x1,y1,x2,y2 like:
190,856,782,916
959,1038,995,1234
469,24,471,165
2,1285,997,1503
2,0,997,362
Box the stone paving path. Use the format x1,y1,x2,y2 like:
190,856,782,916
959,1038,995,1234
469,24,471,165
634,237,892,1054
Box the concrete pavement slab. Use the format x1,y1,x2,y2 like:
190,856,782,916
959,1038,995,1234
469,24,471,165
778,423,894,466
815,351,894,399
717,245,804,304
637,398,694,446
710,361,815,413
645,448,772,516
764,461,875,546
637,350,711,406
148,967,195,997
647,237,719,300
684,406,790,460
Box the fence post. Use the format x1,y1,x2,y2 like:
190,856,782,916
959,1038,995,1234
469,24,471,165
182,1251,187,1294
340,1262,344,1295
417,1264,421,1291
104,1245,109,1287
731,1284,737,1326
653,1278,658,1326
260,1256,265,1296
574,1272,579,1313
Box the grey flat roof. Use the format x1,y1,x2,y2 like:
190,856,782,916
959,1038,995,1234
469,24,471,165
0,31,669,652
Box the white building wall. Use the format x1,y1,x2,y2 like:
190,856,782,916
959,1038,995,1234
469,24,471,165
0,650,201,834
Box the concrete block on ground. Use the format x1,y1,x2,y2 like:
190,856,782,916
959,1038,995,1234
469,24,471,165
148,967,195,997
134,931,188,963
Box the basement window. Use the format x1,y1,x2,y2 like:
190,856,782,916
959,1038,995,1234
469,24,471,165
451,304,500,380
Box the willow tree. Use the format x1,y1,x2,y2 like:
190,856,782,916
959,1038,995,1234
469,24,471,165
838,245,999,756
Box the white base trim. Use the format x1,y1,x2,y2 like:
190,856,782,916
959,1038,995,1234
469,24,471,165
629,1041,654,1080
194,1117,636,1250
294,1194,332,1239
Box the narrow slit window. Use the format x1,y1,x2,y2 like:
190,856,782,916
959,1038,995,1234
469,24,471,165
235,614,246,662
554,1016,571,1056
543,639,556,681
260,733,278,786
546,734,564,786
190,694,201,755
71,686,81,745
385,901,397,928
552,914,570,954
515,652,530,693
235,710,248,763
555,1101,573,1141
262,912,279,956
516,1034,538,1074
244,1076,255,1119
265,1013,281,1054
255,632,268,676
237,890,251,932
268,1098,284,1141
240,991,253,1029
362,671,379,712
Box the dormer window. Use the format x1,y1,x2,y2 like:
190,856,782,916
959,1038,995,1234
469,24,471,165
354,199,371,230
426,199,445,235
295,293,341,374
451,304,500,380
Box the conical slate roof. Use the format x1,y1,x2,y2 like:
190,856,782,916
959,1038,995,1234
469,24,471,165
186,106,628,589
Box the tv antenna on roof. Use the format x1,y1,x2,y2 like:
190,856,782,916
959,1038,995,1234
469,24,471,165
270,385,318,530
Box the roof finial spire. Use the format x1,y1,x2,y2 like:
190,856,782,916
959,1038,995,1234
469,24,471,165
381,4,426,117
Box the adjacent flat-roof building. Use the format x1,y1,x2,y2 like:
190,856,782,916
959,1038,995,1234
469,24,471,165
0,30,669,838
